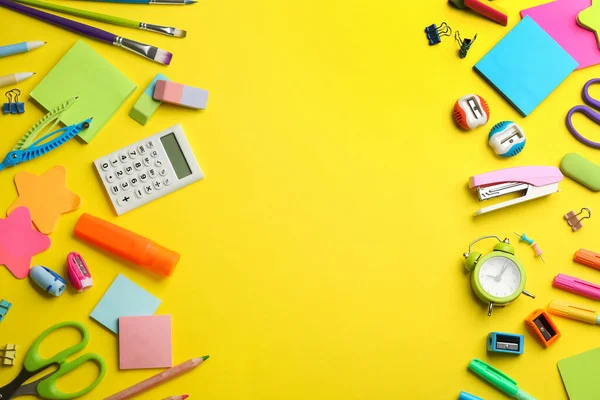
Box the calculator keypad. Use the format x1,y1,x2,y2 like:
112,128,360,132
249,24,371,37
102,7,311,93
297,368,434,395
96,138,179,213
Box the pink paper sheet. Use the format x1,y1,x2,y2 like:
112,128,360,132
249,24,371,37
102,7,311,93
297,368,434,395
521,0,600,70
119,315,172,370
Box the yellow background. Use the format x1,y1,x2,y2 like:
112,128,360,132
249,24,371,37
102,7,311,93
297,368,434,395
2,0,600,398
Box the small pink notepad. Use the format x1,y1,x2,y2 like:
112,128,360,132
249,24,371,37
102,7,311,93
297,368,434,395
119,315,172,370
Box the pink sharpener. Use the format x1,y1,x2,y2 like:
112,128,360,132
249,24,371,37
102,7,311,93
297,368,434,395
66,252,93,292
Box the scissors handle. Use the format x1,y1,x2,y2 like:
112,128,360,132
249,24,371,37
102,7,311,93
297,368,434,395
37,352,106,400
24,321,89,372
566,78,600,149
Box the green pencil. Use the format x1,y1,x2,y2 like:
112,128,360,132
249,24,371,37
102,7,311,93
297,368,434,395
14,0,186,37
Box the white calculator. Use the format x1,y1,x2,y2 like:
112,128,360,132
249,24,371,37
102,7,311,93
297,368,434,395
94,124,204,215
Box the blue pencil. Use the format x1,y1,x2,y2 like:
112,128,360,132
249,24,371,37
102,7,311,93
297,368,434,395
72,0,196,4
0,41,45,58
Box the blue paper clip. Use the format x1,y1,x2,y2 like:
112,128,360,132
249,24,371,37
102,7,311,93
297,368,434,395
0,299,12,323
425,22,452,45
3,89,24,114
0,97,91,172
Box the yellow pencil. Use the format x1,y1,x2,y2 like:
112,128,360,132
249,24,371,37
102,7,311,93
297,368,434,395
0,72,35,88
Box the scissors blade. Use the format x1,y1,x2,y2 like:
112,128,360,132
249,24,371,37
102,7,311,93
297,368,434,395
0,368,37,399
7,380,38,398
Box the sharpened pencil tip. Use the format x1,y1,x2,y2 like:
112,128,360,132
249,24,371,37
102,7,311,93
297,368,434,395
203,355,210,360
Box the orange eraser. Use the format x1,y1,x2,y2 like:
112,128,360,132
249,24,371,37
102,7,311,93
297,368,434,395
464,0,508,26
525,309,561,348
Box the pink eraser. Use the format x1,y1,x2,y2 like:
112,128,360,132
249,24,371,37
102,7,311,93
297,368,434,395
153,80,208,110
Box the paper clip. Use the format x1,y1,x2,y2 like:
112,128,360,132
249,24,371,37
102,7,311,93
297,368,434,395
0,299,11,323
425,22,452,45
455,31,477,58
565,208,592,231
3,89,24,114
0,344,17,366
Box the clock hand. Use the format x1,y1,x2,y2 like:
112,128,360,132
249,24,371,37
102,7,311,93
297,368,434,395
495,263,508,282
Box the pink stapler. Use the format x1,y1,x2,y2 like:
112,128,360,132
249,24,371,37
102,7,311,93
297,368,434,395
469,166,563,216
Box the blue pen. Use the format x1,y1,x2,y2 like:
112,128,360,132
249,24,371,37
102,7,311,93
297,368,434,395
0,41,45,58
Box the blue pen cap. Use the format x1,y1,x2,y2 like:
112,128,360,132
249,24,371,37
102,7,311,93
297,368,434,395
459,391,483,400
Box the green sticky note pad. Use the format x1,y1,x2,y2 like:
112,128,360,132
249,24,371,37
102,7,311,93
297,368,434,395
560,153,600,191
30,40,137,143
558,347,600,399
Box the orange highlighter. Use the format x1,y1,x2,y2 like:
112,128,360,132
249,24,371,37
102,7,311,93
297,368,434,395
574,249,600,270
74,213,180,276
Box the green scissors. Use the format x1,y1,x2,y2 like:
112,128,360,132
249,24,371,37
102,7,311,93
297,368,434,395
0,321,106,400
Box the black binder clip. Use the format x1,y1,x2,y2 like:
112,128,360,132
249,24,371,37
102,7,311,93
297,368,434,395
425,22,452,45
455,31,477,58
3,89,24,114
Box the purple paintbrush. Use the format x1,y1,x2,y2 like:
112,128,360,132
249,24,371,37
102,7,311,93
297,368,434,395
0,0,172,65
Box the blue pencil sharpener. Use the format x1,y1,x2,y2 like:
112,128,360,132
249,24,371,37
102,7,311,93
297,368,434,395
488,121,526,157
487,332,524,355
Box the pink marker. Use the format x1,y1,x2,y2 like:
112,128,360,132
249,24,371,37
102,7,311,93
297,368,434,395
553,274,600,300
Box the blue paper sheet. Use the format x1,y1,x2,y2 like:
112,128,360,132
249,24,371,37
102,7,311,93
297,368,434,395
90,274,161,334
474,16,578,116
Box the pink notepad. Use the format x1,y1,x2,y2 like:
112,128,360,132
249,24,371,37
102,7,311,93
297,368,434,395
119,315,172,370
521,0,600,69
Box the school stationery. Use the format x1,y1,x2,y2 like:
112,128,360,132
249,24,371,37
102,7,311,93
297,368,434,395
424,22,451,45
525,309,561,348
0,345,17,366
513,232,545,263
75,213,180,276
453,94,489,130
558,347,600,399
130,74,170,125
29,266,66,296
464,0,507,25
574,249,600,270
549,300,600,325
93,124,204,215
7,166,81,235
488,122,525,157
521,0,599,70
0,321,105,399
487,332,524,355
0,72,34,88
0,207,50,279
0,41,44,57
553,274,600,301
463,236,534,316
0,105,88,171
30,41,136,143
13,0,186,37
67,252,93,292
560,153,600,191
105,356,209,400
119,315,172,369
566,78,600,148
90,274,161,334
474,16,578,117
468,359,536,399
0,0,173,65
565,208,591,231
458,392,482,400
75,0,196,4
162,396,189,400
0,300,11,322
455,31,476,59
469,166,563,216
3,89,24,114
154,80,208,109
578,1,600,48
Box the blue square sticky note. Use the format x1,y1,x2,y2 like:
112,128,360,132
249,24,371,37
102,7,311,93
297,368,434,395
474,16,578,116
90,274,161,334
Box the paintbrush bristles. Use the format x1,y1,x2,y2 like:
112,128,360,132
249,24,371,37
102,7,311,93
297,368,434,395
154,49,173,65
173,28,186,38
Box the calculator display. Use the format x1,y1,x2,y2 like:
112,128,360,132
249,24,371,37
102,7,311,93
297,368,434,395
160,133,192,179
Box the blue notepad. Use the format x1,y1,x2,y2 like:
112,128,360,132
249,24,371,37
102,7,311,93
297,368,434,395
474,16,578,116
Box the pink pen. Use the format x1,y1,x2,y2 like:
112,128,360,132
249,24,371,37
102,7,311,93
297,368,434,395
553,274,600,300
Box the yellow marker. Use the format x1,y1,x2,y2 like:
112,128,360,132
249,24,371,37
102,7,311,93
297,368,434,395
548,300,600,325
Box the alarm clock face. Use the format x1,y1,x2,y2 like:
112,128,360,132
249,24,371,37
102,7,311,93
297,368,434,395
478,256,521,299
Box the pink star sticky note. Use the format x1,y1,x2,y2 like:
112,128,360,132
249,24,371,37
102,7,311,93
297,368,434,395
0,207,51,279
521,0,599,69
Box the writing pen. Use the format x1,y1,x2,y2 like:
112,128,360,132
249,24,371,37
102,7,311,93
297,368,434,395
468,359,536,400
548,300,600,325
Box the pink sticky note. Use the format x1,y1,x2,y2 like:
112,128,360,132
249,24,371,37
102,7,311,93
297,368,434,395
119,315,172,370
0,207,51,279
521,0,600,70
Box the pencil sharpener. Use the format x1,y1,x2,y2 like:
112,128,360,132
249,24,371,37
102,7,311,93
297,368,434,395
453,94,490,130
486,332,524,355
488,121,526,157
525,309,561,348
